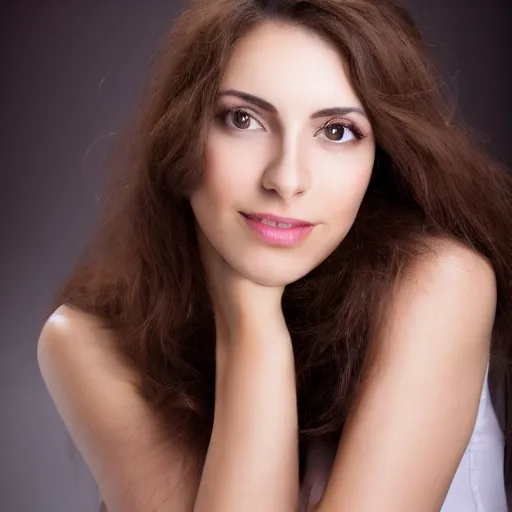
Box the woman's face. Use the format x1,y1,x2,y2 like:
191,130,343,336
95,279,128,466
190,21,376,286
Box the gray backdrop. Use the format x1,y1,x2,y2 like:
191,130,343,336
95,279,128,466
2,1,510,511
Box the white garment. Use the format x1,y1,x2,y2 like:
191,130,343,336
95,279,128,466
441,363,506,511
299,363,507,511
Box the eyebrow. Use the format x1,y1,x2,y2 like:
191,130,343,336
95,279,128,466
218,89,368,120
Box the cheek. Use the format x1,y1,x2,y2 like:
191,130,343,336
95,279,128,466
200,134,257,205
320,154,374,221
193,143,237,217
202,142,232,198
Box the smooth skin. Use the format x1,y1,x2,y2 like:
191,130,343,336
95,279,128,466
37,307,201,512
38,239,496,512
190,21,376,289
37,20,497,512
314,242,496,511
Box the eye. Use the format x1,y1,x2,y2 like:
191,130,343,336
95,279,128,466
316,121,365,144
220,108,264,131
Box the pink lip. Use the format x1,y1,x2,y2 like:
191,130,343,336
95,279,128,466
240,212,314,247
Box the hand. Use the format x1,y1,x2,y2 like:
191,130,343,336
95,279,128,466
196,229,288,344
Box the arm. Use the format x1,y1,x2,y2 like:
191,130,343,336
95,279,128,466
315,240,497,512
192,230,300,512
193,321,300,512
37,305,201,512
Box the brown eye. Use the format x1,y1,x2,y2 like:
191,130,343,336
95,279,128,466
220,108,264,132
232,110,252,130
325,123,347,142
317,121,364,144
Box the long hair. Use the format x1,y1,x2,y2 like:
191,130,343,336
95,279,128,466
50,0,512,492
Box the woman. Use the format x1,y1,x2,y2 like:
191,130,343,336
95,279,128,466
37,0,511,510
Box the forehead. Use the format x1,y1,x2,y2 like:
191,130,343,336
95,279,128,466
219,21,363,111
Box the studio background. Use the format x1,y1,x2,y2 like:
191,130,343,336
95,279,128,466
2,1,510,510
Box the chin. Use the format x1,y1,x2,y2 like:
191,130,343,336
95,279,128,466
233,257,319,288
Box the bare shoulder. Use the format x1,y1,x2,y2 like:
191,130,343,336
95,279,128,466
37,304,200,512
39,303,113,355
373,235,498,358
396,236,497,319
38,304,140,387
418,236,496,280
316,237,498,511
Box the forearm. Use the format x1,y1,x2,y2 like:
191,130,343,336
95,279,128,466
193,329,299,512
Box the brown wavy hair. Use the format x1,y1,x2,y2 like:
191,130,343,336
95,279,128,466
49,0,512,494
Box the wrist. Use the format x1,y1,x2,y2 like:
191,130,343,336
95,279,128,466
216,312,290,348
215,319,293,375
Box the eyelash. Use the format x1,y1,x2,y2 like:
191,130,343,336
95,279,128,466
216,107,366,142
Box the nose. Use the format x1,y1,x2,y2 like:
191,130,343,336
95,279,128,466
261,140,311,199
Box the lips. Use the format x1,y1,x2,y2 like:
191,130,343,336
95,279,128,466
241,212,313,228
240,212,315,247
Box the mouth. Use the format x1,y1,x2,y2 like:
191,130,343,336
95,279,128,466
240,212,313,228
239,212,315,247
